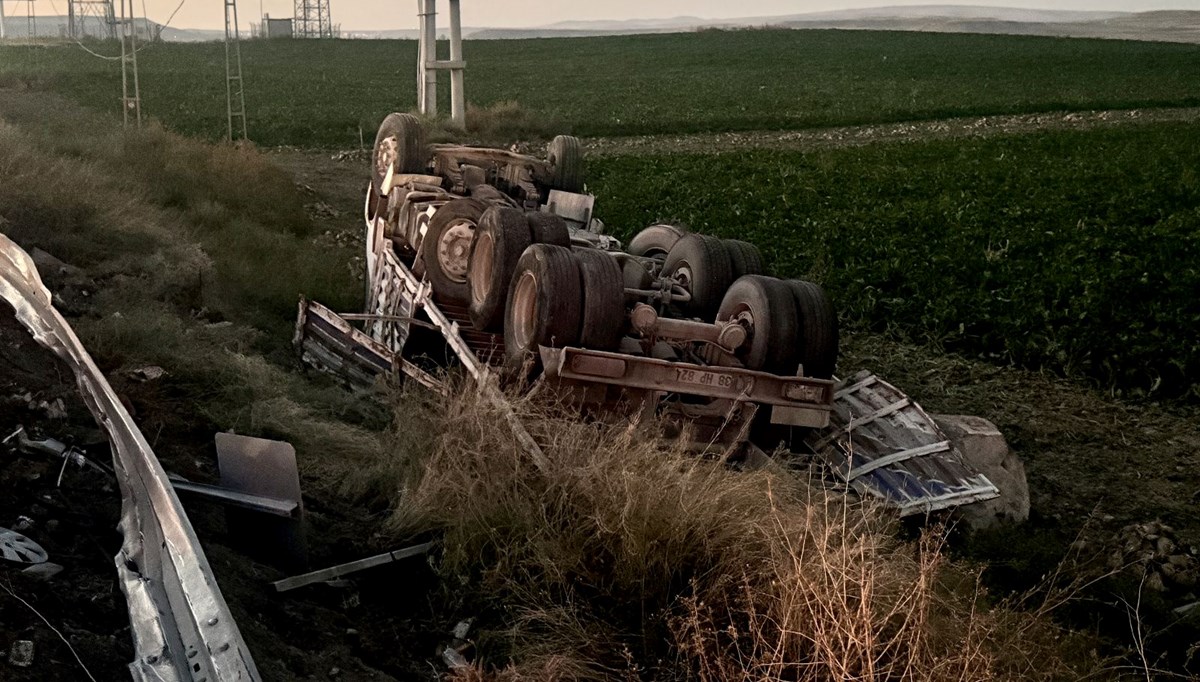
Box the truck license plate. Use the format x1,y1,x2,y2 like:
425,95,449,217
674,367,742,390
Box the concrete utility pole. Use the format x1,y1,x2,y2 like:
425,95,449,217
225,0,248,141
117,0,141,126
1,1,7,40
417,0,466,127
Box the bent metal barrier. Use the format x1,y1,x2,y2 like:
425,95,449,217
0,234,260,682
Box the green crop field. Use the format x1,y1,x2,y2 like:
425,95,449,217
2,29,1200,146
590,122,1200,396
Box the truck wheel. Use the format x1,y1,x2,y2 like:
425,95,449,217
372,113,427,198
573,249,626,351
505,244,583,369
468,207,531,332
527,212,571,247
716,275,800,374
547,135,584,193
622,258,654,289
422,198,486,305
662,233,733,319
724,239,766,278
785,280,839,379
628,224,686,259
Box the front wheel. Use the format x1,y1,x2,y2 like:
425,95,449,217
421,198,485,305
372,113,427,199
547,135,584,193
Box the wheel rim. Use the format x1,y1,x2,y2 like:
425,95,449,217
437,219,476,283
0,527,48,564
471,231,496,303
511,271,538,350
672,262,694,297
374,136,398,184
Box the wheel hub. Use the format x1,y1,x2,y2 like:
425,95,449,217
672,263,694,294
437,220,476,282
0,527,48,564
375,136,399,179
512,271,538,349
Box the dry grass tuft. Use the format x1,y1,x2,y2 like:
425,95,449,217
426,101,569,147
394,388,1103,681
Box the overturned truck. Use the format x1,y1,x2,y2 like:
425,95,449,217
299,113,1022,521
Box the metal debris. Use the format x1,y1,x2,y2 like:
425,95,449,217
20,561,64,581
441,645,469,670
122,366,166,382
0,233,262,681
273,541,435,593
8,639,34,668
806,371,999,516
0,527,48,564
4,426,112,485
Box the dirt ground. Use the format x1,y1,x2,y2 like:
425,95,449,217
0,258,442,680
580,106,1200,157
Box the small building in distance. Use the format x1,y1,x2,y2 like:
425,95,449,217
262,16,293,39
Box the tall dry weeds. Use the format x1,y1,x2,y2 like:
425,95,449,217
392,388,1102,681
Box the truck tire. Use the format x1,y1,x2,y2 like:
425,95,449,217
422,198,486,305
573,249,626,351
628,224,686,259
622,258,654,289
724,239,766,278
716,275,800,374
505,244,583,369
468,207,532,332
662,233,733,319
372,113,427,198
785,280,839,379
547,135,584,193
527,212,571,247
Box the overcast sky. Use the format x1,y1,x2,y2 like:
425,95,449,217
125,1,1200,32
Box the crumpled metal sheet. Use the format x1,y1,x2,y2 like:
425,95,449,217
0,233,261,681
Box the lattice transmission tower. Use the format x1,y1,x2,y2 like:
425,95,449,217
293,0,331,38
69,0,116,39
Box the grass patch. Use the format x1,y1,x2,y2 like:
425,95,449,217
0,89,383,492
1,30,1198,146
391,388,1104,680
588,122,1200,397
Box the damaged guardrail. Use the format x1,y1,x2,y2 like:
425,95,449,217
0,234,260,682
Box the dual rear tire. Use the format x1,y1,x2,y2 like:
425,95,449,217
502,245,626,370
715,275,838,379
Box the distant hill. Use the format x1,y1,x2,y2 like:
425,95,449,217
0,14,224,42
5,6,1198,45
478,6,1197,44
